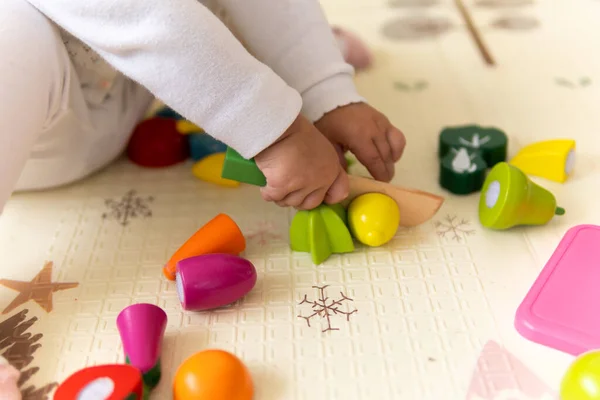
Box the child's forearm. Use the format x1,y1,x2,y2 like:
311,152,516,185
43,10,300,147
25,0,302,159
218,0,365,122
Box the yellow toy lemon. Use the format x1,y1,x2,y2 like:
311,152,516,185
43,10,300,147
348,193,400,247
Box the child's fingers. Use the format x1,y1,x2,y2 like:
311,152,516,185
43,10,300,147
387,127,406,162
275,189,307,208
352,142,390,182
260,185,288,203
334,144,348,170
324,169,350,205
297,187,329,210
373,136,394,181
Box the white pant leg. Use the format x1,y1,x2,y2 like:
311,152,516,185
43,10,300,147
0,0,153,213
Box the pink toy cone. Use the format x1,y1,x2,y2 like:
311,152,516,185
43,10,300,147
176,253,256,311
117,303,167,390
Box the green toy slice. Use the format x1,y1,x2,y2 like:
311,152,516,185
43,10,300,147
308,209,332,265
319,205,354,254
440,147,487,195
439,125,508,167
289,204,354,264
289,210,310,252
221,147,267,186
328,203,347,225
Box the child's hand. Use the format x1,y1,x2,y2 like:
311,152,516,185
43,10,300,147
315,103,406,182
254,115,349,210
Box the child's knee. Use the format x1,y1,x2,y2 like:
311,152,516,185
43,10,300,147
0,0,72,126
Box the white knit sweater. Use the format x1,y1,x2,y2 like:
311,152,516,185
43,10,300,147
25,0,365,159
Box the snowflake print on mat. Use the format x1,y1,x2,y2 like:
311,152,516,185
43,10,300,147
435,215,476,243
246,221,283,247
102,190,153,226
298,286,357,333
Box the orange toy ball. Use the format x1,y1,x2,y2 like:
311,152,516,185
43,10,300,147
173,350,253,400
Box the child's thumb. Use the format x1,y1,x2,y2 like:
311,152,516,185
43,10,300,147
324,169,350,205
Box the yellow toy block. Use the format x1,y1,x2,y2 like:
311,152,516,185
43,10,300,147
192,153,240,188
509,139,576,183
176,120,203,134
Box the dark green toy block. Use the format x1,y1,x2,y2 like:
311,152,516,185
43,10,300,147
439,125,508,167
221,147,267,186
439,147,487,195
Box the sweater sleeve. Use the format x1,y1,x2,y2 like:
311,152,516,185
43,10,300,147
24,0,303,159
217,0,365,122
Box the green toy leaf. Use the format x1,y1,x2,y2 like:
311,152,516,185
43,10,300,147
289,211,310,252
319,205,354,254
439,125,507,167
308,209,332,265
328,203,347,225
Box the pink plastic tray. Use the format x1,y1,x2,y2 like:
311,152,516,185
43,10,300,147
516,224,600,355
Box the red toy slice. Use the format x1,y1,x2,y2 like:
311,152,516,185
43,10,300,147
54,364,143,400
127,117,190,168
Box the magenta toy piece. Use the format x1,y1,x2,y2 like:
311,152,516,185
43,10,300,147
117,303,167,374
175,254,257,311
515,224,600,356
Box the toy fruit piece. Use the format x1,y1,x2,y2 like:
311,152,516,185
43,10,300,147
348,193,400,247
221,147,267,186
127,117,190,168
176,120,203,135
154,106,183,120
439,147,487,194
478,162,565,230
560,350,600,400
345,175,444,227
289,203,354,264
510,139,576,183
192,153,240,188
173,350,253,400
117,304,167,390
163,214,246,281
54,365,144,400
176,254,256,311
189,133,228,161
439,125,508,167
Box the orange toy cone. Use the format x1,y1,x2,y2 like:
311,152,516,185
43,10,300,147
163,214,246,280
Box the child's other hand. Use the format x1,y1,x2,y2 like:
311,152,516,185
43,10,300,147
254,115,349,210
315,103,406,182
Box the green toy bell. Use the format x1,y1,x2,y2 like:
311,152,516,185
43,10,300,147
478,162,565,230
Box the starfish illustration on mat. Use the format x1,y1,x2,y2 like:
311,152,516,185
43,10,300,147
0,262,78,314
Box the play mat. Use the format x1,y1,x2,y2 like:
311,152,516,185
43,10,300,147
1,0,600,398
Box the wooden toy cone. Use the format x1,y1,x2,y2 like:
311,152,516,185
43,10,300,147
163,213,246,280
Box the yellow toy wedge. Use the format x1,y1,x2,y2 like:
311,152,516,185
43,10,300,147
509,139,575,183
